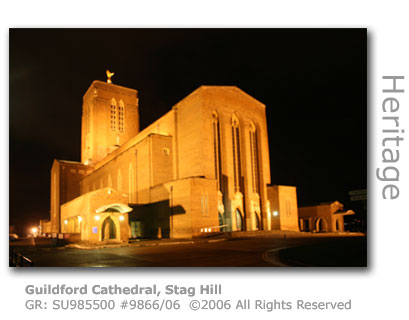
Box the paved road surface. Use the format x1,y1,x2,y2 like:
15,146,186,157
10,235,366,267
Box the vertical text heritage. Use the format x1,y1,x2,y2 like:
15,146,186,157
377,76,405,199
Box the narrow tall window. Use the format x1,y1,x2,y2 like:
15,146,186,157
232,115,242,193
212,112,222,190
286,199,291,217
249,122,260,194
118,100,125,133
110,98,117,131
52,173,57,219
129,163,134,203
117,169,122,192
204,193,209,217
201,193,204,216
201,193,209,217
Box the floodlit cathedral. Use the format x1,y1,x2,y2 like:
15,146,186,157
43,75,352,243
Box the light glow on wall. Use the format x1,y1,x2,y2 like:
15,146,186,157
94,215,100,221
119,215,124,221
78,216,82,222
64,220,68,225
273,211,278,216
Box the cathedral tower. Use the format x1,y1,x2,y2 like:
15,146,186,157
81,80,139,165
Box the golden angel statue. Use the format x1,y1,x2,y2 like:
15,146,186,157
106,70,115,84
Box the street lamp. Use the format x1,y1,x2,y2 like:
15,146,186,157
31,227,38,237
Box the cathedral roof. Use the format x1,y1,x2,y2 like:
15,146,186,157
173,85,265,109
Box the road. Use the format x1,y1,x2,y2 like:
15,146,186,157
10,235,366,267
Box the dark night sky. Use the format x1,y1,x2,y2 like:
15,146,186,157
9,29,366,234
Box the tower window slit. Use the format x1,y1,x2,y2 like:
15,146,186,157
110,101,117,131
118,104,124,132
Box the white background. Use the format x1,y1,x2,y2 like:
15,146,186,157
1,1,408,319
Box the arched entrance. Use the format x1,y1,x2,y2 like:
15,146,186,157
255,212,260,230
315,218,327,232
102,217,117,240
236,209,244,231
95,202,133,242
218,212,225,231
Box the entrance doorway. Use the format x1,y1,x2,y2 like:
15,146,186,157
255,213,260,230
130,221,142,238
236,209,244,231
218,213,225,231
315,218,327,232
102,217,117,240
303,219,310,232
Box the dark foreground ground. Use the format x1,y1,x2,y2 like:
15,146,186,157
9,234,367,267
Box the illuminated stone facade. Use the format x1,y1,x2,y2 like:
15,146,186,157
50,80,300,243
298,201,354,233
267,185,299,231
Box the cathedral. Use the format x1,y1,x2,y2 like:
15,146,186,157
46,76,303,243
